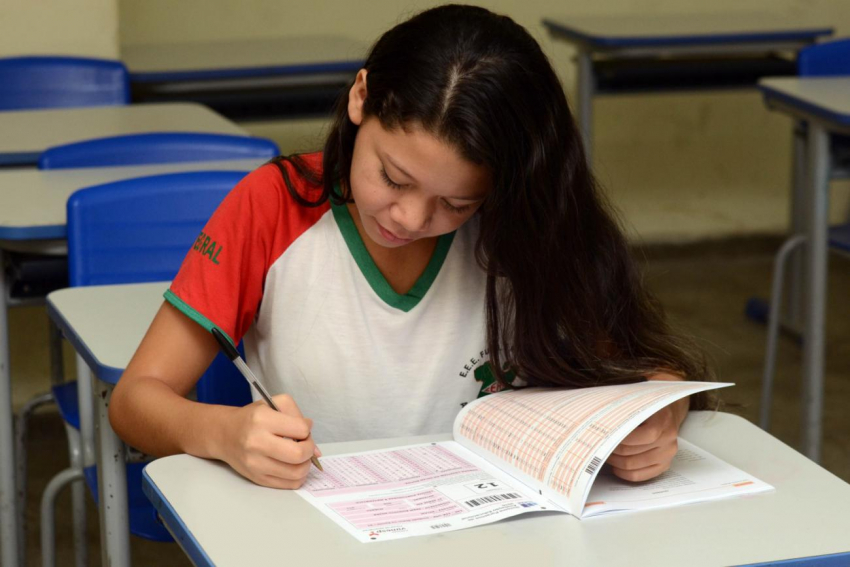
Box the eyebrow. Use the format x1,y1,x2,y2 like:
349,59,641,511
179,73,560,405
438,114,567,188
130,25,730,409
383,153,487,202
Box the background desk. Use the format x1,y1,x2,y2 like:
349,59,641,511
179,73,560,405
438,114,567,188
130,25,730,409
758,77,850,462
542,14,832,157
143,411,850,567
0,102,247,167
122,37,366,120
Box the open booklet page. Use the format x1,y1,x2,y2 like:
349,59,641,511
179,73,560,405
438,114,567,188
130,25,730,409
581,438,773,518
453,380,731,514
296,381,770,542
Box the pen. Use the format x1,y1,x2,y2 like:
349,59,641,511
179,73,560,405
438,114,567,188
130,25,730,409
211,327,323,472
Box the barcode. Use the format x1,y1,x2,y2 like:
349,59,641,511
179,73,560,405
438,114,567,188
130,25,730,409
430,523,451,529
585,456,603,475
464,493,522,507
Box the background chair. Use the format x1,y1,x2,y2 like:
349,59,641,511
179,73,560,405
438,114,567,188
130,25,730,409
760,38,850,430
39,171,253,566
0,56,129,111
38,132,280,169
15,132,277,564
0,54,130,564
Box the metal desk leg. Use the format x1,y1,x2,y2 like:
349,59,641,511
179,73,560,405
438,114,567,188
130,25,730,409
93,378,131,566
784,121,809,331
575,48,595,160
0,248,22,567
801,123,831,462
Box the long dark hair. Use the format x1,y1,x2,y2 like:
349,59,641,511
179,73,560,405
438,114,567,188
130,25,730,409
281,5,712,408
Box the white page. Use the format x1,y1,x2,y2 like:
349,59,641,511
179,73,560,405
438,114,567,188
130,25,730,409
581,438,774,518
295,441,564,543
453,381,732,514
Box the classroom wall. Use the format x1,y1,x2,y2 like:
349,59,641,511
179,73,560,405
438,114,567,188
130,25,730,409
118,0,849,243
0,0,118,58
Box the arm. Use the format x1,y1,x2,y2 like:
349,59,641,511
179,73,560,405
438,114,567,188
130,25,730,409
109,301,319,489
604,372,688,481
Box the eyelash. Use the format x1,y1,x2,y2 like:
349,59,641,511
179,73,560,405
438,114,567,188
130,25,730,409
379,167,473,214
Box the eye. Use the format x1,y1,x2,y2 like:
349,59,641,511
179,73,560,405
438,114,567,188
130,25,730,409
441,200,473,214
379,168,403,189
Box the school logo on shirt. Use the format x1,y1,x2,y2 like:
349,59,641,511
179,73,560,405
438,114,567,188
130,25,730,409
192,231,223,265
458,349,515,403
473,362,516,399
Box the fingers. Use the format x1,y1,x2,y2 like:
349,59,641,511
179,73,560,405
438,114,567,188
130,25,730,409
243,458,314,490
607,440,677,471
606,438,678,482
610,462,670,483
250,401,313,440
272,394,303,418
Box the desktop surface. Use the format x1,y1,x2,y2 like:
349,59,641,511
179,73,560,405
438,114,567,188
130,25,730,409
144,412,850,567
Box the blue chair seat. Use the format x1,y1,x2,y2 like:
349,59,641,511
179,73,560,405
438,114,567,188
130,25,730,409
829,223,850,254
51,381,81,431
83,465,172,542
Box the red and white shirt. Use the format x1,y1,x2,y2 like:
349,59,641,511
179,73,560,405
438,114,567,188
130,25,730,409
167,154,492,442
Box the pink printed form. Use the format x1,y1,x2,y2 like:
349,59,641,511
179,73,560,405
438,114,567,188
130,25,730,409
328,490,466,529
302,444,479,497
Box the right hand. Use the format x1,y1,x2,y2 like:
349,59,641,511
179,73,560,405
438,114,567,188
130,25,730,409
218,394,320,489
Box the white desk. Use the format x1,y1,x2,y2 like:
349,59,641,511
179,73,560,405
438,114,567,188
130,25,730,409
0,102,248,167
0,158,259,566
46,282,168,566
122,37,366,120
143,411,850,566
542,14,832,157
757,77,850,461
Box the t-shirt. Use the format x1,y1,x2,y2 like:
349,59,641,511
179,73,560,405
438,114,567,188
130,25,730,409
167,153,500,442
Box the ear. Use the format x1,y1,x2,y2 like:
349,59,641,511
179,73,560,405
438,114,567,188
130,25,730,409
347,69,368,126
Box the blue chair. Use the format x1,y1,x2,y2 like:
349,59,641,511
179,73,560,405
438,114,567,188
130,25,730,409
16,135,278,558
0,56,129,111
39,132,280,169
760,38,850,429
39,172,253,566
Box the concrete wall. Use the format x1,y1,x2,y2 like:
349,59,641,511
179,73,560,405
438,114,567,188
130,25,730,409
88,1,850,241
1,0,118,58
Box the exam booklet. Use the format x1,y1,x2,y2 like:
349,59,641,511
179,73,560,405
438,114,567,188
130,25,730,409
296,381,773,542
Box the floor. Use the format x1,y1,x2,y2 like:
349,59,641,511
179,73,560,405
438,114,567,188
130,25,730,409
8,239,850,565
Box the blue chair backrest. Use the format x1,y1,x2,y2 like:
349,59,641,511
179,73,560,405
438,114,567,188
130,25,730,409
798,39,850,77
39,132,280,169
0,56,130,111
66,170,253,406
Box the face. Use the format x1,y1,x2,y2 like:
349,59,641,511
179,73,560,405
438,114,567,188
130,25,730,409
346,71,491,249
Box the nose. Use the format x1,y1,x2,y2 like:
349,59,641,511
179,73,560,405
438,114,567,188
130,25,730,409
391,192,432,234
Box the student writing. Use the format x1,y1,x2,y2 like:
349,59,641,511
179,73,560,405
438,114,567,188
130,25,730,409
109,5,712,490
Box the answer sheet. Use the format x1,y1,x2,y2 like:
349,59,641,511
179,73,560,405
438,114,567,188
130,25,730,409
296,442,555,542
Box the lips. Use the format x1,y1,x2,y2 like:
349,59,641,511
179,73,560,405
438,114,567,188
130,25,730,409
376,221,413,244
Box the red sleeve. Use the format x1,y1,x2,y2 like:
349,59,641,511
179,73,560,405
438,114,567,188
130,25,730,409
165,156,328,344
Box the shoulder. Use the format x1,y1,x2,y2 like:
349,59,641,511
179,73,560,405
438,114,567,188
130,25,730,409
232,151,324,206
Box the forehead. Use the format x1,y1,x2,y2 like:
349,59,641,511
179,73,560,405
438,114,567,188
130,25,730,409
360,117,491,197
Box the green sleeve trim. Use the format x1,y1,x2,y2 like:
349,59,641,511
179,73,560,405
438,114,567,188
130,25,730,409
330,197,455,313
164,289,236,346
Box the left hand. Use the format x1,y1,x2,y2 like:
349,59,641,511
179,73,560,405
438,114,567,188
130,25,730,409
605,374,688,482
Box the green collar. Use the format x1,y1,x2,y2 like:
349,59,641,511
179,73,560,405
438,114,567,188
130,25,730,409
330,199,455,312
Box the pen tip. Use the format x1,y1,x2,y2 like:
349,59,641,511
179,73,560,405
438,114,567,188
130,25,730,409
312,456,324,472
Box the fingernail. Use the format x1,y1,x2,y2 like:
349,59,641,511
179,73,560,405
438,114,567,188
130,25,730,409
314,446,322,457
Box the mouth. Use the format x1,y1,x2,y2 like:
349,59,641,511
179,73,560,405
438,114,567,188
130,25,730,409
376,221,414,245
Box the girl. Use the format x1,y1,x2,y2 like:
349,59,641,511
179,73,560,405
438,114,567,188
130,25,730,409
110,5,711,489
